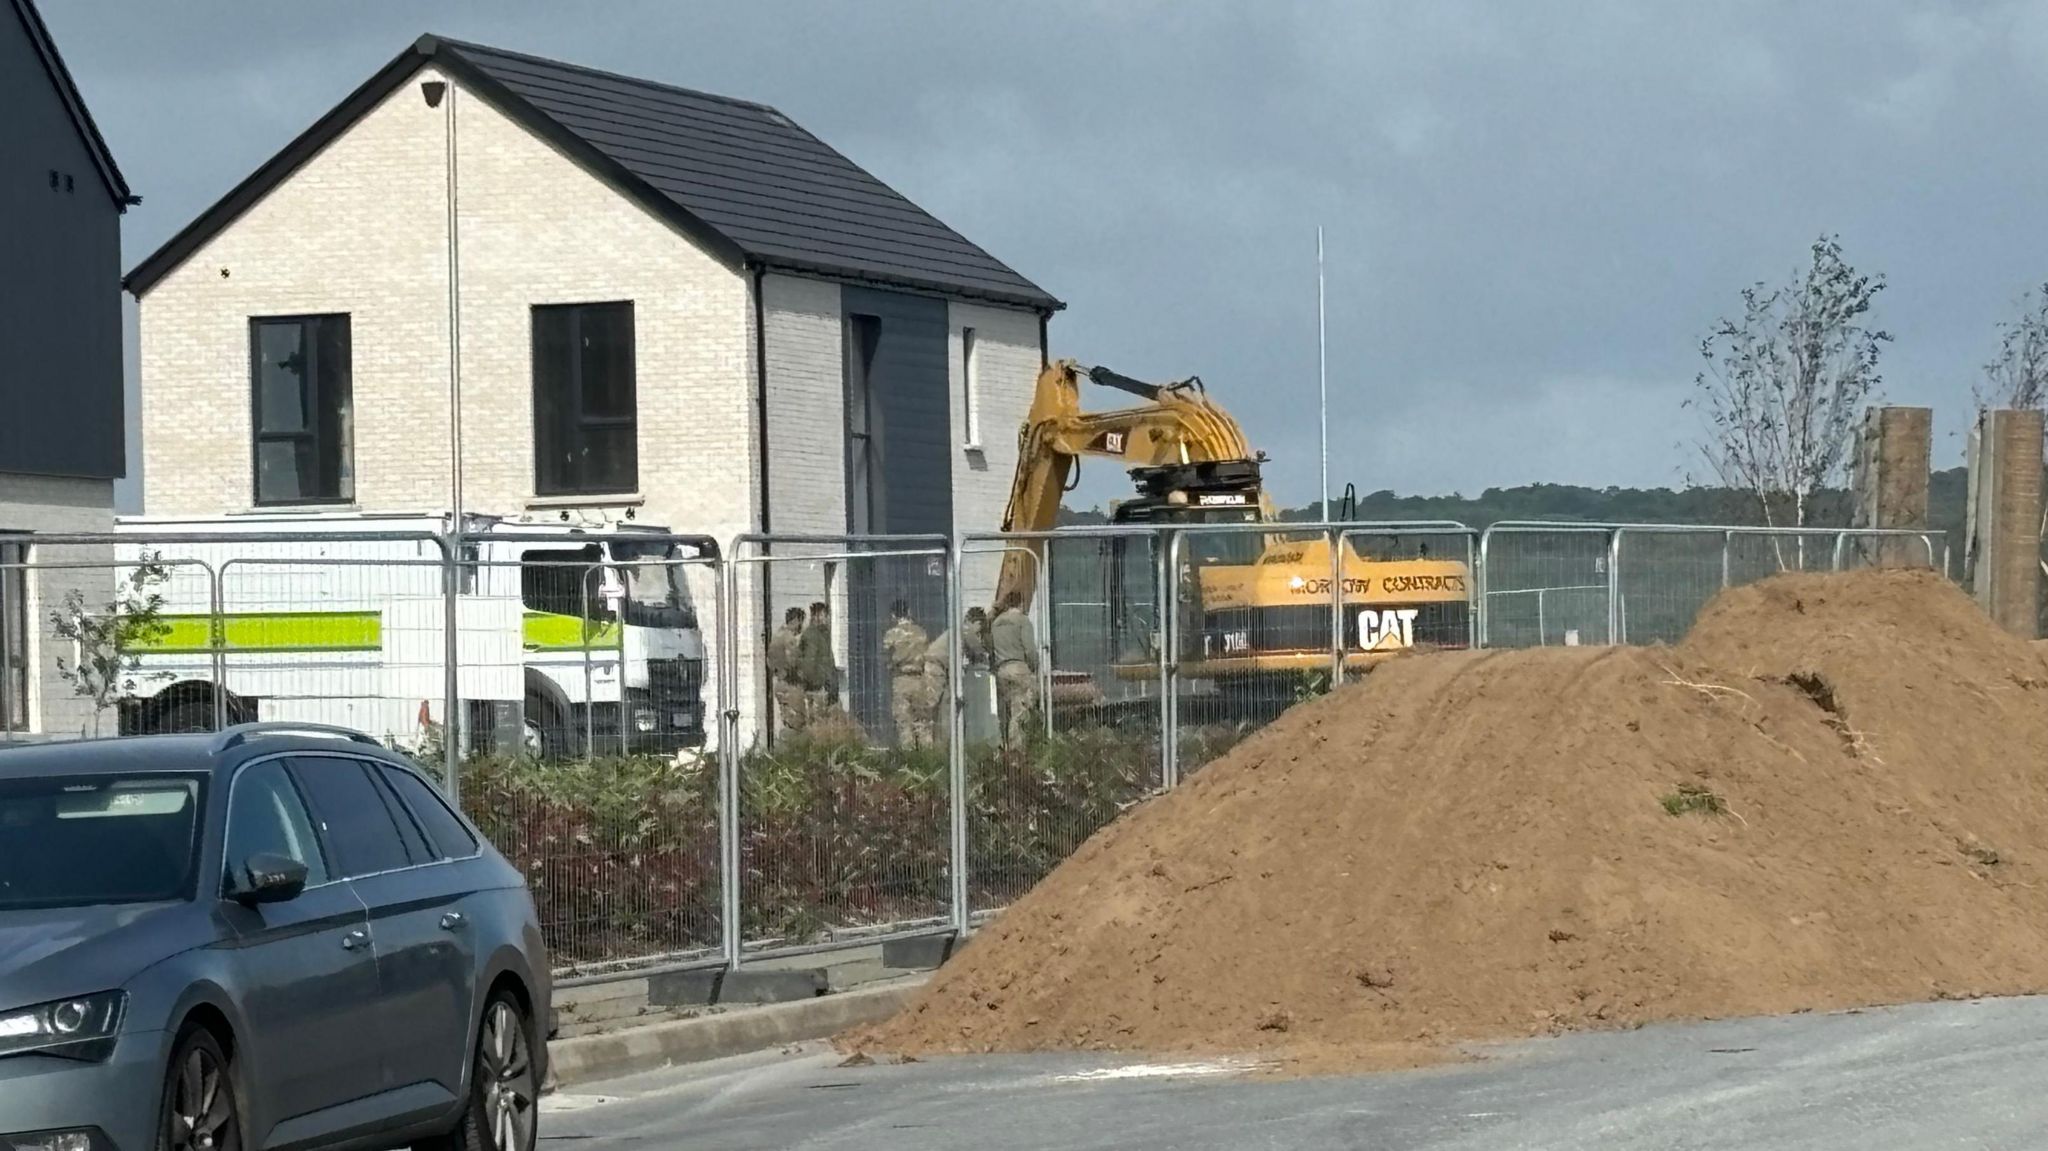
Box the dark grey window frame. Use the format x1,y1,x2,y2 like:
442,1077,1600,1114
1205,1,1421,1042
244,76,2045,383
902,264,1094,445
960,325,980,449
532,301,638,497
844,313,882,534
249,313,354,507
1,537,26,732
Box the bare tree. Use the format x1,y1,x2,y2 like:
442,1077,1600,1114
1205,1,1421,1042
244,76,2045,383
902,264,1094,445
1689,235,1891,539
48,552,172,737
1975,284,2048,415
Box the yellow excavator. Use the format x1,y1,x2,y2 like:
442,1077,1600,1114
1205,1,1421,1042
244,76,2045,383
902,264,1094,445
995,359,1471,704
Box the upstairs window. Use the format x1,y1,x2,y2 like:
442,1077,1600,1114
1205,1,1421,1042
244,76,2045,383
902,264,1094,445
1,538,25,732
533,302,636,496
251,314,353,506
845,313,881,534
961,326,981,449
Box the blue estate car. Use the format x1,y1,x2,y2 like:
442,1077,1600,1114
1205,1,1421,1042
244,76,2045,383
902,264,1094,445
0,724,550,1151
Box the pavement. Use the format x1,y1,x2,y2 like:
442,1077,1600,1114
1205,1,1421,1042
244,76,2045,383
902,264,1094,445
539,994,2048,1149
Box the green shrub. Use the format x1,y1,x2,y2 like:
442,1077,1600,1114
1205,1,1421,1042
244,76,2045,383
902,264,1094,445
455,727,1172,969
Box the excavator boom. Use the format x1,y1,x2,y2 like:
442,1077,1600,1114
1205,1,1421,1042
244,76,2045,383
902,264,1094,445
995,360,1261,609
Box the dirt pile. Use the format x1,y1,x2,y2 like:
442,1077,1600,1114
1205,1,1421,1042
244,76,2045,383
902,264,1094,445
855,569,2048,1068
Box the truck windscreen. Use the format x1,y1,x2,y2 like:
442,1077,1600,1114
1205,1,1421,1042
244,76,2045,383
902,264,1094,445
610,541,698,629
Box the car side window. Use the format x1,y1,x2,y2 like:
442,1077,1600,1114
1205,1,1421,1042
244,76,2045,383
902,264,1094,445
224,760,329,891
367,768,435,864
287,757,414,878
380,764,479,859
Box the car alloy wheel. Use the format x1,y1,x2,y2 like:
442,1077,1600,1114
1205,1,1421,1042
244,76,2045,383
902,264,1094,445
161,1030,239,1151
480,999,536,1151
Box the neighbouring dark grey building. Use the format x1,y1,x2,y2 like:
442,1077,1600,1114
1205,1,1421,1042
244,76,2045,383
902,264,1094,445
1,0,136,738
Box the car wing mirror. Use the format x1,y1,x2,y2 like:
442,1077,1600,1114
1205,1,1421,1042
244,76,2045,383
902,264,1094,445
234,852,308,905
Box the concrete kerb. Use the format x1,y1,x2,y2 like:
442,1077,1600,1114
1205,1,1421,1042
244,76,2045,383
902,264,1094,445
545,974,929,1089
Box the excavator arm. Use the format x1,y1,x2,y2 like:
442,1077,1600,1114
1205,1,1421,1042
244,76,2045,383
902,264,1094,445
993,359,1261,611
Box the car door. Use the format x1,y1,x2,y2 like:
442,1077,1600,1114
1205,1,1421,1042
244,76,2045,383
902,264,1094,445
216,757,384,1136
291,755,478,1111
368,761,490,1097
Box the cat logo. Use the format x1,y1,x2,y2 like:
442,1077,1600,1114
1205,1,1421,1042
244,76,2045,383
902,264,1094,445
1357,607,1420,650
1103,431,1126,454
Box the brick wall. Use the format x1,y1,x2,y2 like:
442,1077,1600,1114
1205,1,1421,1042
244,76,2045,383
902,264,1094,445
135,65,757,543
948,300,1042,611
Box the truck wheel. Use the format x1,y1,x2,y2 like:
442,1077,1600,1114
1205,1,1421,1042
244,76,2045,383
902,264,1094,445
523,691,564,760
160,699,219,735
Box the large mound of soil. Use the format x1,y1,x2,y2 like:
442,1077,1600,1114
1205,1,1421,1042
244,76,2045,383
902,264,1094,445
856,569,2048,1067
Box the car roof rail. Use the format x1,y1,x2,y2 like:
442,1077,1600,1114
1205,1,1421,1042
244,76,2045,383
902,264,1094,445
211,722,382,752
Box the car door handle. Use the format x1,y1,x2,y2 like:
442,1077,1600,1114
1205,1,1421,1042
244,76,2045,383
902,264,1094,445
439,912,466,931
341,929,369,952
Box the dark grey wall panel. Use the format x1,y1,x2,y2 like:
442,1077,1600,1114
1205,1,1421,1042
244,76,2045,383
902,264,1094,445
841,285,950,739
0,7,123,480
841,285,950,536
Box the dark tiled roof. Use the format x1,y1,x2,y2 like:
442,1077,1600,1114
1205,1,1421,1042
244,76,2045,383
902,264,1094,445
128,34,1057,310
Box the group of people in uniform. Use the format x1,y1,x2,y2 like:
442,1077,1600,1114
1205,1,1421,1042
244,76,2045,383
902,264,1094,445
764,593,1040,750
764,601,841,732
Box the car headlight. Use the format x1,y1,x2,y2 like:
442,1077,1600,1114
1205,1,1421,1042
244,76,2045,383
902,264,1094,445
0,992,125,1061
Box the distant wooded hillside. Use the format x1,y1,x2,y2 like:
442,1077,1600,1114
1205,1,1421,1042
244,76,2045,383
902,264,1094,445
1059,468,1968,547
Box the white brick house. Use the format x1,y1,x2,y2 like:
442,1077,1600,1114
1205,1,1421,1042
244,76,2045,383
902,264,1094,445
125,36,1059,740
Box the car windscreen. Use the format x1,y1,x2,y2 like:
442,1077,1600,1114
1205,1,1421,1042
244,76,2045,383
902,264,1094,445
0,774,203,909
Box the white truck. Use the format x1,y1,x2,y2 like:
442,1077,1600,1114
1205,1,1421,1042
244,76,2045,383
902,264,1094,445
112,513,712,756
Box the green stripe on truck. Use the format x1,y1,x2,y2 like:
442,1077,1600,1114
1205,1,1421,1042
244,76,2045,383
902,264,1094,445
522,610,623,652
132,611,384,654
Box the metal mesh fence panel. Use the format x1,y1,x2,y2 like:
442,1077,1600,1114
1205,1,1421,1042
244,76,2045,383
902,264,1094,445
214,550,451,750
963,531,1166,919
1169,524,1292,778
1485,525,1946,649
1,541,220,741
1334,526,1479,687
1612,529,1726,646
1478,526,1614,648
1169,523,1479,776
1831,530,1942,574
730,539,952,957
453,544,724,980
1725,529,1843,585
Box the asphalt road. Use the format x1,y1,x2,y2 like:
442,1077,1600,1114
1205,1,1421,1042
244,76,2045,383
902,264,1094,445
541,996,2048,1149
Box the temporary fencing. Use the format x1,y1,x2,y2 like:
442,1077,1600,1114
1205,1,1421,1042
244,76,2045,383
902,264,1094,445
1478,522,1944,649
0,517,1951,984
959,527,1169,923
721,535,956,963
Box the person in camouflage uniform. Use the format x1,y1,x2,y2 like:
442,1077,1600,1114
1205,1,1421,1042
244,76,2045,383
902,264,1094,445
765,606,807,733
882,599,933,747
989,593,1039,752
924,607,988,746
795,601,839,721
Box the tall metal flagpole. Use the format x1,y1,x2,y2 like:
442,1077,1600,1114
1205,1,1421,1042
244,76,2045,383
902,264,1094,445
1317,226,1329,518
445,85,463,542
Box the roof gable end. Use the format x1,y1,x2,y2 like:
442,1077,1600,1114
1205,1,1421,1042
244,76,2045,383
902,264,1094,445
11,0,136,210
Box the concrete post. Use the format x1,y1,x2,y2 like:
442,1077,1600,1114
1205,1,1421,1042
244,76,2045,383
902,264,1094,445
1850,406,1932,568
1964,409,2044,637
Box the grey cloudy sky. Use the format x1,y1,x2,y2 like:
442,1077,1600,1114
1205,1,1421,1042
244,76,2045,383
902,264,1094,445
44,0,2048,510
